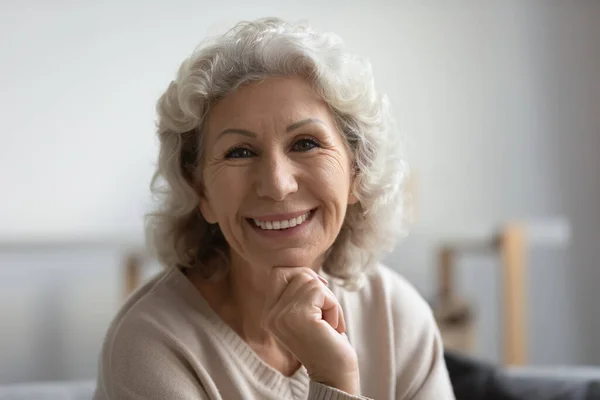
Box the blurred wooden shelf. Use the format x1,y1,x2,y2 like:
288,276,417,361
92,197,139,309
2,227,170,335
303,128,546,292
436,222,528,366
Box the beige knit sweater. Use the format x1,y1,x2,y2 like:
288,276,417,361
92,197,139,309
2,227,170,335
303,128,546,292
93,264,455,399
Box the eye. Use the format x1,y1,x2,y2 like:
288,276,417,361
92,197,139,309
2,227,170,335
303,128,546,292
225,147,255,159
292,138,320,152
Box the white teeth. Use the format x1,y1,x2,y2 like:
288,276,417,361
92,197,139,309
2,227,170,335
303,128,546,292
253,211,311,230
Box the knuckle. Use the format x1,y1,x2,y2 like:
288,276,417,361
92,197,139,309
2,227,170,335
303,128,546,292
305,284,324,300
287,302,305,317
296,271,315,283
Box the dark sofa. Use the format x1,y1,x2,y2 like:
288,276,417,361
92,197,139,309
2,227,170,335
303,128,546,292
445,351,600,400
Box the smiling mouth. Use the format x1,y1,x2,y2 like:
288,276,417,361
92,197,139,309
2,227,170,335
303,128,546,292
248,209,315,231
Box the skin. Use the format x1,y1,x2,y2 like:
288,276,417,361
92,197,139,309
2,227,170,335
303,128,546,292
189,76,360,394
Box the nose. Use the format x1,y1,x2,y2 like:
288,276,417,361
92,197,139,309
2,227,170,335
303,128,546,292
254,152,298,201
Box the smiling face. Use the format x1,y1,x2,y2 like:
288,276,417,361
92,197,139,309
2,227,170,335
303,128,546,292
197,76,357,272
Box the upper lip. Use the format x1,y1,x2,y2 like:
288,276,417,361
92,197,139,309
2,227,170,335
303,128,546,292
247,209,313,222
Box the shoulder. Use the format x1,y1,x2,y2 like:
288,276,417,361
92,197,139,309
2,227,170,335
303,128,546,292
331,264,450,397
101,268,190,346
367,264,438,342
95,269,210,399
373,264,431,313
336,263,434,329
330,263,439,356
365,263,425,302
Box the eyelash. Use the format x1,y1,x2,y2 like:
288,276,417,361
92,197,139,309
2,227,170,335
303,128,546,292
224,146,255,159
224,138,321,159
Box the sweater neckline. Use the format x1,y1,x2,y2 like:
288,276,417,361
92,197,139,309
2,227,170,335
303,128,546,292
168,267,310,398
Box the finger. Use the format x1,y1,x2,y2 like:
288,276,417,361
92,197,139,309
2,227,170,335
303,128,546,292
320,284,344,333
276,271,317,308
262,266,322,330
296,281,341,331
263,266,300,314
317,274,328,285
337,304,346,334
265,266,323,309
321,297,340,332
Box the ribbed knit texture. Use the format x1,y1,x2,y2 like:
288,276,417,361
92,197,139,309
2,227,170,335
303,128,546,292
93,265,455,399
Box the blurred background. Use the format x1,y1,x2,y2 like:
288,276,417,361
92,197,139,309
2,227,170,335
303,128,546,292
0,0,598,387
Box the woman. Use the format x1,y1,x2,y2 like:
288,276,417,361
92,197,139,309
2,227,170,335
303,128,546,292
94,17,455,400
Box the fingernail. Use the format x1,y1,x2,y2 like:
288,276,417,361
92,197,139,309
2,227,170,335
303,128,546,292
317,275,328,285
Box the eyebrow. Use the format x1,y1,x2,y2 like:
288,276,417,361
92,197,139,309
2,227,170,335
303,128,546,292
216,118,326,141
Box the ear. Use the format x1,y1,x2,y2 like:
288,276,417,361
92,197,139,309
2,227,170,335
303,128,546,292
198,194,218,224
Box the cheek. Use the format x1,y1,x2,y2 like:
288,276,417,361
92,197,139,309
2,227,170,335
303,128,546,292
307,156,352,207
315,152,351,189
203,166,250,216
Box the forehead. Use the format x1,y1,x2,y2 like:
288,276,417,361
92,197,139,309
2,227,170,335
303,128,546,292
206,76,334,133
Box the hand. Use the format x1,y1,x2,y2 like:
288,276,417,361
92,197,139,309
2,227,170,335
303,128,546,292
261,267,360,395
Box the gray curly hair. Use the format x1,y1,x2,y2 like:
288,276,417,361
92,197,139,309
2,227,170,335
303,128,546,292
146,17,410,289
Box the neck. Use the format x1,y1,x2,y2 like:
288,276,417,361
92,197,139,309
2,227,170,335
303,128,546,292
190,253,275,345
226,252,272,344
189,253,324,376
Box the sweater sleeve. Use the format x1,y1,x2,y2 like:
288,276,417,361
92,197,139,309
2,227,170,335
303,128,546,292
387,270,455,399
93,315,211,400
308,380,373,400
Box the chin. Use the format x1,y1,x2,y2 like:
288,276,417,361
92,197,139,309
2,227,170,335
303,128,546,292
256,250,322,270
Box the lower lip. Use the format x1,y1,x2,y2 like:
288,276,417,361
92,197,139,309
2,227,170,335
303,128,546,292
247,209,316,238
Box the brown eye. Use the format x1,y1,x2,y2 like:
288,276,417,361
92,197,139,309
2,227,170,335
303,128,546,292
292,138,319,152
225,147,255,159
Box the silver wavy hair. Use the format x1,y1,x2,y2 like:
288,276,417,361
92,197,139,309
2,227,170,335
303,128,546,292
146,17,410,290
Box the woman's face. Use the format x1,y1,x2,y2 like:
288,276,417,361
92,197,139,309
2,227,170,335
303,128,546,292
198,76,356,271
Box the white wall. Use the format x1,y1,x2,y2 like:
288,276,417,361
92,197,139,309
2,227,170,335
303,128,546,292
1,0,598,383
385,2,600,366
524,3,600,364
